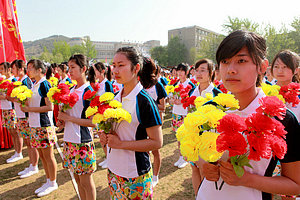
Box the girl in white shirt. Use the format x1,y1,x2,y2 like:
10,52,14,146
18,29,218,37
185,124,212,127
57,54,97,200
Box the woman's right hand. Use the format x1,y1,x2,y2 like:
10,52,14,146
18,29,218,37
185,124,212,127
202,162,220,181
169,97,175,105
99,131,108,147
174,98,181,105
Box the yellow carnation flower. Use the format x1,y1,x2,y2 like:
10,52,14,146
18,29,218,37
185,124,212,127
197,104,217,113
184,112,207,132
180,137,201,162
100,92,114,102
205,109,226,128
213,93,240,109
205,93,213,100
85,106,98,118
92,113,105,124
13,81,22,86
109,100,122,108
17,93,27,101
198,131,223,162
49,77,58,87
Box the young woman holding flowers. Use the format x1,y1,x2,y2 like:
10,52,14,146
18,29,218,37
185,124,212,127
0,62,20,163
57,54,97,200
140,57,168,188
20,59,58,197
170,63,196,169
196,30,300,200
57,62,72,84
100,47,163,199
88,61,114,169
271,50,300,122
189,58,221,195
10,59,39,178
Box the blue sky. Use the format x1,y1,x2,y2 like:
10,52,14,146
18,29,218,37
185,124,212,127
16,0,300,45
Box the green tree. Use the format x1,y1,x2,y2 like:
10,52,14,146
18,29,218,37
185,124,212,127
289,16,300,52
71,44,86,55
188,47,197,65
150,46,168,66
82,37,97,59
52,41,71,61
197,34,224,63
167,36,188,66
223,16,260,34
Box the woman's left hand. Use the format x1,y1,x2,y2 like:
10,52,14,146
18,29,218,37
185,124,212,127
219,160,249,186
107,132,122,149
20,105,29,112
57,111,70,121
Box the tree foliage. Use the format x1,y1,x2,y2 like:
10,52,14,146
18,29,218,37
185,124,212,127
150,46,168,66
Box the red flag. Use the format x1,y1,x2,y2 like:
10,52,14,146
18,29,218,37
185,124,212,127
0,0,26,63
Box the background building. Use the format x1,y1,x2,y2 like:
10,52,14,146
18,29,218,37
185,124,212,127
168,25,219,52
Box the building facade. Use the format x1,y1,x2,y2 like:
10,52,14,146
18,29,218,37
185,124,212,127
168,25,219,52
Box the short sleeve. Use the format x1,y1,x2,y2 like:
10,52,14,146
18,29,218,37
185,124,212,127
156,82,167,101
81,86,93,119
38,81,51,98
278,110,300,163
188,82,196,96
105,81,114,93
22,77,33,89
137,90,162,128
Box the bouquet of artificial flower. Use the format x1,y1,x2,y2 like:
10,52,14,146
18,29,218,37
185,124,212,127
85,92,131,134
49,77,59,87
279,82,300,107
10,83,33,106
47,83,79,111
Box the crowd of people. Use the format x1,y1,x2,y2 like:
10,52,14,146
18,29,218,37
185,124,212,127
0,30,299,200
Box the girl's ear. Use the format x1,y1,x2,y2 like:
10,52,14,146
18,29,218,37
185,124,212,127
135,63,140,74
259,59,269,75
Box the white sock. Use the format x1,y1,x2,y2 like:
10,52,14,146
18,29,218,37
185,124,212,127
29,164,33,168
46,179,50,184
153,175,159,181
16,152,22,157
49,180,56,187
30,165,38,171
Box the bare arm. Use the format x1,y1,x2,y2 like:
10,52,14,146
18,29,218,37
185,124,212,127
220,160,300,195
57,111,96,128
157,98,166,111
107,125,163,152
21,97,53,113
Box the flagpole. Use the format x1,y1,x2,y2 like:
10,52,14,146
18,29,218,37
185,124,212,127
0,16,6,62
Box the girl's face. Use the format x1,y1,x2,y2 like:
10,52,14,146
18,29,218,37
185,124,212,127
93,66,104,80
112,53,139,85
68,60,84,81
177,70,186,81
272,58,294,83
220,47,265,94
57,67,63,77
195,63,210,83
0,65,7,76
172,69,177,77
27,63,39,79
190,68,195,76
11,64,19,77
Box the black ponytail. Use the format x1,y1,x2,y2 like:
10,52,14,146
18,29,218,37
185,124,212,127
139,57,158,89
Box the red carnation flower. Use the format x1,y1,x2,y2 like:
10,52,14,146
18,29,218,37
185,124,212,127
213,80,220,86
91,82,100,92
279,83,300,106
69,92,79,107
256,96,286,120
6,83,15,96
247,133,272,161
0,80,11,89
83,90,97,100
270,119,287,138
57,83,70,95
59,95,70,104
217,114,247,134
188,96,196,106
185,84,192,91
90,96,101,107
268,135,287,160
113,85,119,93
170,77,179,85
190,78,197,85
98,104,112,114
218,84,228,93
245,113,276,135
216,132,247,157
180,92,188,99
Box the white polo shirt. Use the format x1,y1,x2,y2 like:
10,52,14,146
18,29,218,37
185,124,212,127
286,103,300,122
172,79,195,116
96,78,114,96
145,82,167,104
28,77,54,128
107,82,161,178
0,76,17,110
191,83,221,98
197,88,300,200
63,82,94,144
59,76,72,84
15,75,33,118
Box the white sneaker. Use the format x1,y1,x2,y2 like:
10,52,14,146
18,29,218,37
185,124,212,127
101,160,108,169
37,183,58,197
174,157,181,167
153,175,159,187
94,134,99,138
7,154,23,163
20,168,39,178
18,167,30,176
178,159,188,169
98,159,107,167
35,182,49,194
61,143,64,147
